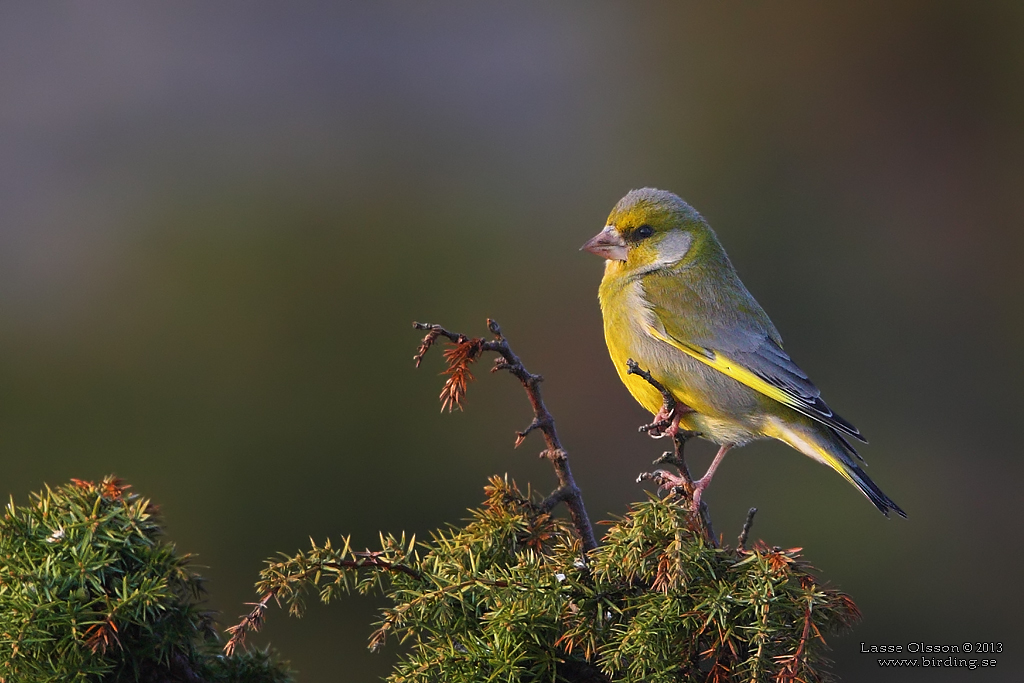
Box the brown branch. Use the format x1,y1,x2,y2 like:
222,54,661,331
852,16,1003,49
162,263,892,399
626,359,677,434
737,507,757,552
413,319,597,552
776,603,814,681
628,362,717,547
413,327,468,367
224,554,422,656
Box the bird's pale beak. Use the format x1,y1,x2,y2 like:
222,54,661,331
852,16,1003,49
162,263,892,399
581,225,627,261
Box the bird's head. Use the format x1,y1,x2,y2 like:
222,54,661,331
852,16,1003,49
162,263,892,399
582,188,715,276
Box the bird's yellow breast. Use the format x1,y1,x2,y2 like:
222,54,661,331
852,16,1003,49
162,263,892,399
599,270,677,415
598,264,763,447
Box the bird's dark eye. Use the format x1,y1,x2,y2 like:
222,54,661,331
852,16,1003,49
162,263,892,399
636,225,654,239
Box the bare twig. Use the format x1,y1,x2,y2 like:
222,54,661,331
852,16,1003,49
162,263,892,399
413,320,597,552
413,327,468,368
628,361,717,547
626,359,677,434
737,507,758,552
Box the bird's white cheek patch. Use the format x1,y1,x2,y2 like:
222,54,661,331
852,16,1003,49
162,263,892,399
653,231,693,268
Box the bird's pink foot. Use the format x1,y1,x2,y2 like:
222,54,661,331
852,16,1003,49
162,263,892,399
691,444,733,510
644,470,707,508
640,469,705,512
640,469,689,492
643,404,693,439
639,444,733,511
691,477,710,509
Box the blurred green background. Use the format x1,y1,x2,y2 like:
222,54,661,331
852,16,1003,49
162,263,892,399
2,2,1021,680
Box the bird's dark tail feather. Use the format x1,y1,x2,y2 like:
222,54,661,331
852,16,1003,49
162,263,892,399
772,420,907,518
830,428,906,518
844,460,907,518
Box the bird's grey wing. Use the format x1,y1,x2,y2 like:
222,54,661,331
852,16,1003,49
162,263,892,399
642,273,866,443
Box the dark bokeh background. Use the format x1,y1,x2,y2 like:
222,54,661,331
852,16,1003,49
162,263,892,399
2,2,1022,680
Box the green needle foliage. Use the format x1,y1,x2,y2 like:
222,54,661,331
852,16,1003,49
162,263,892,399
230,476,860,683
0,476,292,683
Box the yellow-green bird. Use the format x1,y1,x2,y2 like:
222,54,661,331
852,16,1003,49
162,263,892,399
582,188,905,517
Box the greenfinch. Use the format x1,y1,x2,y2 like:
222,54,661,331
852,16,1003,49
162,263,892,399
582,188,905,517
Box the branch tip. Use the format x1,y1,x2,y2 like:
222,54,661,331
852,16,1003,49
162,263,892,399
626,358,687,437
514,417,551,448
738,507,757,552
653,450,685,470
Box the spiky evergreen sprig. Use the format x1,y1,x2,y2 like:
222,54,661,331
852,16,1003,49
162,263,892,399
224,318,861,680
230,476,859,682
0,476,292,683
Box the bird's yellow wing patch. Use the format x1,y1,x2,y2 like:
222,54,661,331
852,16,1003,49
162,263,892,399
645,324,797,406
644,323,863,441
